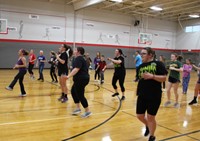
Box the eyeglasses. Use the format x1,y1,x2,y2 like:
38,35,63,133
141,53,147,55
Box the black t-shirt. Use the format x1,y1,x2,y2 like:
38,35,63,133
48,56,56,67
73,55,89,81
57,52,68,72
136,61,168,99
114,56,125,75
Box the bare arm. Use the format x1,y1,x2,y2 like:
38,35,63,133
193,64,200,70
170,66,183,72
67,68,80,79
142,72,167,83
107,58,122,64
56,54,65,64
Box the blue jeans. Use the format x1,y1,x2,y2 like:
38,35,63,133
39,64,44,80
182,75,190,93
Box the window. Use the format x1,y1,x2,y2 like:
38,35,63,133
185,25,200,32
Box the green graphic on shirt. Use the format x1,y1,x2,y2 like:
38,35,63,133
138,63,157,79
114,64,121,68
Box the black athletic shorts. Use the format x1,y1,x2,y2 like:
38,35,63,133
136,96,161,116
168,76,180,83
58,69,68,77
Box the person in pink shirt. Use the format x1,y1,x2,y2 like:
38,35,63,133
182,59,192,94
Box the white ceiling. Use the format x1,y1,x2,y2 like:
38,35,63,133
37,0,200,21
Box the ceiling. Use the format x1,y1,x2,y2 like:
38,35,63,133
41,0,200,21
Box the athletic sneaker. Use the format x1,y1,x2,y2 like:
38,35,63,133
81,111,92,118
72,109,81,115
121,96,125,101
112,93,119,97
188,99,197,105
174,102,180,108
144,126,149,136
58,95,64,101
19,94,27,97
5,86,13,91
148,136,156,141
164,101,171,107
61,97,68,103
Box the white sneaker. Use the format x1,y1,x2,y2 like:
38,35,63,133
19,94,27,97
72,109,81,115
174,102,180,108
81,111,92,118
5,86,13,91
164,101,171,107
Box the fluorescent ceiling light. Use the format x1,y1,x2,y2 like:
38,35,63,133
110,0,123,2
189,14,200,18
150,6,163,11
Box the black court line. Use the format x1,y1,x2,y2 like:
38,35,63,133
61,87,122,141
122,111,200,141
159,130,200,141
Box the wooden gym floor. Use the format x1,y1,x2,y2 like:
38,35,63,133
0,69,200,141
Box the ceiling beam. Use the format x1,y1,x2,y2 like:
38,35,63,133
100,0,131,9
73,0,105,10
159,5,200,19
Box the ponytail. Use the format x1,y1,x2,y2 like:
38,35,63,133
21,49,29,56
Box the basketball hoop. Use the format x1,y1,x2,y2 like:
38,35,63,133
138,33,153,45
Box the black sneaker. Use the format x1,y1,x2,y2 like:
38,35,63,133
37,78,41,80
144,126,149,136
121,96,125,101
148,136,156,141
112,93,119,97
188,99,197,105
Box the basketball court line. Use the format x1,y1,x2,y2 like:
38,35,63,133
61,85,122,140
121,111,200,141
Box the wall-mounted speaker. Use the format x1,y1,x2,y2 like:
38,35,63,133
134,20,140,26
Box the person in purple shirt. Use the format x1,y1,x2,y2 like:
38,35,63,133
94,51,101,81
182,59,193,94
6,49,29,97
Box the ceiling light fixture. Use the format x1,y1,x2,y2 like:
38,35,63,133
189,14,200,18
110,0,123,2
150,6,163,11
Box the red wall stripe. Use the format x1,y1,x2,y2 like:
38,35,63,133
0,38,198,52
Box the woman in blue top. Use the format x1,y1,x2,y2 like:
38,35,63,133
6,49,29,97
36,50,46,82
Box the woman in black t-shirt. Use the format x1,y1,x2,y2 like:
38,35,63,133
56,44,73,103
63,47,91,118
108,49,126,100
136,47,168,141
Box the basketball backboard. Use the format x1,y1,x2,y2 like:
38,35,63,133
138,32,152,45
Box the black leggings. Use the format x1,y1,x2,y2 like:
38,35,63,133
9,70,27,94
50,66,57,81
71,78,89,108
112,73,126,92
28,63,34,75
94,65,100,80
